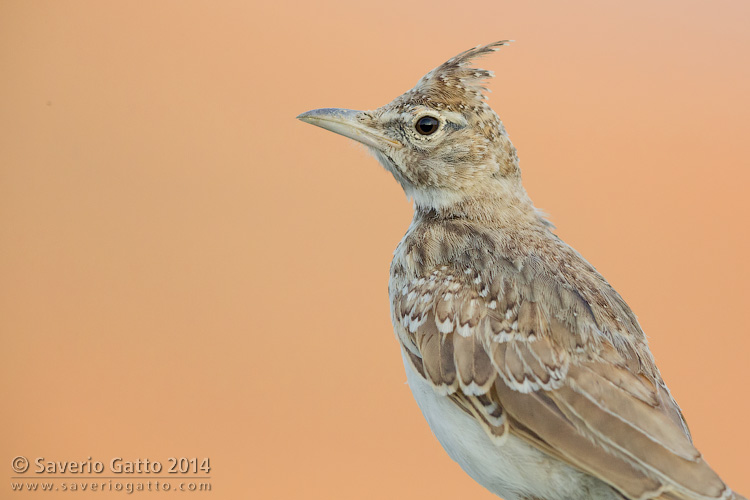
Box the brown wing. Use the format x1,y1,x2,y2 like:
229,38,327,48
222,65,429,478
394,264,741,500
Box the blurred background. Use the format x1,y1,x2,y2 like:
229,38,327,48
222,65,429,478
1,1,749,498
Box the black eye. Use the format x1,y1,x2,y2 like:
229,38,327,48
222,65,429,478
415,116,440,135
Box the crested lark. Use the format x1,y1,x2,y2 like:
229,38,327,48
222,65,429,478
297,41,746,500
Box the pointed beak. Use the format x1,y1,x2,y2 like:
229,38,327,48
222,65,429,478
296,108,402,151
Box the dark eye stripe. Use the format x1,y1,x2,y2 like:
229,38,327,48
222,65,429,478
416,116,440,135
444,121,464,132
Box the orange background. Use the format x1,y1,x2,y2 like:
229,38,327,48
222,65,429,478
1,1,749,498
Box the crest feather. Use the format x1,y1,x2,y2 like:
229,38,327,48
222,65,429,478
388,41,512,147
403,41,511,111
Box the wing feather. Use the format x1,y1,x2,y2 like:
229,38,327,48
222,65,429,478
393,264,741,500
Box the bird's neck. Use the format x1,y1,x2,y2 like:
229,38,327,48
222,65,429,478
413,178,548,230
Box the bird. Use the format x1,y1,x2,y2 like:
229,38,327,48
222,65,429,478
296,41,746,500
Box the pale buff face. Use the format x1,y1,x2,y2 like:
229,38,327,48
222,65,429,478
357,104,510,195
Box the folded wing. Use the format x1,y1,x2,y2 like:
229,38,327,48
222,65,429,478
394,263,741,500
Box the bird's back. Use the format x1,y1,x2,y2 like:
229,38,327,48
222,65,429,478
390,210,743,500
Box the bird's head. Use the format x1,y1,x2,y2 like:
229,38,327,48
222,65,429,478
298,41,532,218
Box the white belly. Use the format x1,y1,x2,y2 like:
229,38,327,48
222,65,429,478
401,349,620,500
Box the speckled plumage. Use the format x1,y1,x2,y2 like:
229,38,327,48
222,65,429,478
297,42,746,500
